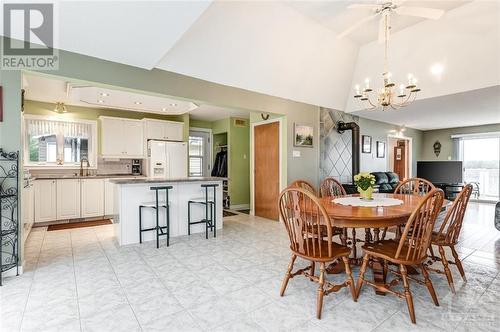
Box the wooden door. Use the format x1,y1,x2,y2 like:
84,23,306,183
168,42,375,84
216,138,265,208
393,140,407,180
254,122,280,220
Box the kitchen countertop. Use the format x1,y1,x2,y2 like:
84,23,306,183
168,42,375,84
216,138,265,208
109,176,226,185
31,174,147,180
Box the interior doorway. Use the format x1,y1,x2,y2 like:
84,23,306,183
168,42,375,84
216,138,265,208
387,135,412,180
252,120,281,220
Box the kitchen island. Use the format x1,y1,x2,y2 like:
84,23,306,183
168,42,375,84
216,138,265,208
110,177,224,246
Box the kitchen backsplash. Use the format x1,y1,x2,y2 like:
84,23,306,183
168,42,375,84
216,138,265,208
27,157,140,177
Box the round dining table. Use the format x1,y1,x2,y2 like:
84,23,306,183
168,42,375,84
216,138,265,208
319,193,436,295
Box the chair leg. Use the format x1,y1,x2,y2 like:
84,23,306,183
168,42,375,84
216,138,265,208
139,206,143,244
355,254,369,300
421,264,439,306
316,262,325,319
342,256,357,302
438,245,455,294
280,254,296,296
380,227,388,241
451,245,466,282
400,264,416,324
429,244,436,260
310,262,315,278
187,202,191,235
166,206,170,247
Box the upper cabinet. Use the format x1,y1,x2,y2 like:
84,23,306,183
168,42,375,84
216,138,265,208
144,119,184,142
100,116,144,158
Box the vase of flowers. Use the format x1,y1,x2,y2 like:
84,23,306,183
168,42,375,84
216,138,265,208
354,172,376,200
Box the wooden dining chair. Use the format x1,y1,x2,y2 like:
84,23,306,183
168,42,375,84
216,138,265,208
278,187,356,319
427,184,473,293
319,177,346,198
290,180,318,196
394,177,435,195
380,177,436,240
355,188,444,324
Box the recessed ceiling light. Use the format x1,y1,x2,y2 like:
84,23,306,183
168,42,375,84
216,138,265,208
134,101,142,105
430,64,444,76
170,103,177,107
100,92,109,97
162,107,167,111
98,100,105,103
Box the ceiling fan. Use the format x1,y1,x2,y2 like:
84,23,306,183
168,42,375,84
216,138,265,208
337,1,445,42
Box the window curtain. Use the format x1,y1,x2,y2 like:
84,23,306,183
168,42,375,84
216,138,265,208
27,119,91,138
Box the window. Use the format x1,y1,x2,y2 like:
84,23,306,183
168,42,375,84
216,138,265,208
189,136,204,177
24,117,97,167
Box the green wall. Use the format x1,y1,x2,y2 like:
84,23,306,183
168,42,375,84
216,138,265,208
228,118,250,206
189,119,212,129
194,117,250,207
421,123,500,160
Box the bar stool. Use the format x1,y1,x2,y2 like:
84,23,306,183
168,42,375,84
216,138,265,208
139,186,172,248
188,184,218,239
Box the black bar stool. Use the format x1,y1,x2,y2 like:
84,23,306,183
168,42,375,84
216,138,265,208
188,184,218,239
139,186,172,248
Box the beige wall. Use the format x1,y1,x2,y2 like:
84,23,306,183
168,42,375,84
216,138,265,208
422,123,500,160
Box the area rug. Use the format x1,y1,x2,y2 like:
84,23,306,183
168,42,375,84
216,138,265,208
47,219,112,231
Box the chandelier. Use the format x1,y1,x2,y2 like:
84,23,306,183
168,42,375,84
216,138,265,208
353,12,420,111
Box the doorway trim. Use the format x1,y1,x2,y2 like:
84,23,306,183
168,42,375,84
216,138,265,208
189,127,213,177
387,134,413,178
250,117,284,217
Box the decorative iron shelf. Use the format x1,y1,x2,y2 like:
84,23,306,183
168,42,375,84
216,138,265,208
0,149,19,286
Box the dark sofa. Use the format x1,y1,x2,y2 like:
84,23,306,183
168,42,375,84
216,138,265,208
371,172,400,193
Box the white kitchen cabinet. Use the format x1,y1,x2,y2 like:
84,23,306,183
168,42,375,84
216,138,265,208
100,116,144,158
123,120,144,157
144,119,184,142
56,179,81,220
22,181,35,242
104,179,115,216
34,180,57,223
81,178,105,218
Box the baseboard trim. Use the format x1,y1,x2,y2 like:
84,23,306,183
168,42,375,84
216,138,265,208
230,204,250,210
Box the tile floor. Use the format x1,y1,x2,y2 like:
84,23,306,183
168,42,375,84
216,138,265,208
1,202,499,332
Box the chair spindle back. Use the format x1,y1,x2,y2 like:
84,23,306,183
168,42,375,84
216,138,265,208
279,187,333,258
290,180,317,196
320,177,346,198
395,177,435,196
436,184,473,245
396,188,444,262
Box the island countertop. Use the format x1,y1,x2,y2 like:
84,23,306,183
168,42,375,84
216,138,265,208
109,176,226,185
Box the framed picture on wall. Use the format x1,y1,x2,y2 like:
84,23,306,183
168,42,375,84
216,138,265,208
362,135,372,153
396,147,402,160
294,123,313,147
376,141,386,158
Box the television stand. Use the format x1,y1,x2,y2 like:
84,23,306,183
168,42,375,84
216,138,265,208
433,183,465,201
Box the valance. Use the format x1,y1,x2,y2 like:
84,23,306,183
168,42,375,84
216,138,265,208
27,119,91,138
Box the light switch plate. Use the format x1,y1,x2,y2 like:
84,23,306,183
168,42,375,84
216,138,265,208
293,150,301,157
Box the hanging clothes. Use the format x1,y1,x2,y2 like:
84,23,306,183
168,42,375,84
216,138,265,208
211,149,227,177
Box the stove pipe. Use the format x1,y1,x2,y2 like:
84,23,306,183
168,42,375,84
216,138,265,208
336,121,360,184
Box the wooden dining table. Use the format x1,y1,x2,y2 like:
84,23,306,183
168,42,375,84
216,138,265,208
319,193,441,295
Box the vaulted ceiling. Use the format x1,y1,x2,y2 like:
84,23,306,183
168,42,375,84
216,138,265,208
5,0,500,129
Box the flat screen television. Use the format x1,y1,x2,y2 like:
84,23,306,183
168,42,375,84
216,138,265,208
417,161,463,184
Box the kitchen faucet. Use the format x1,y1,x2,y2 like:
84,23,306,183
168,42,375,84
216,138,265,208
80,157,91,177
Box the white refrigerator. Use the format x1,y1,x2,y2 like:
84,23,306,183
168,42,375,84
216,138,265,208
147,140,188,178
